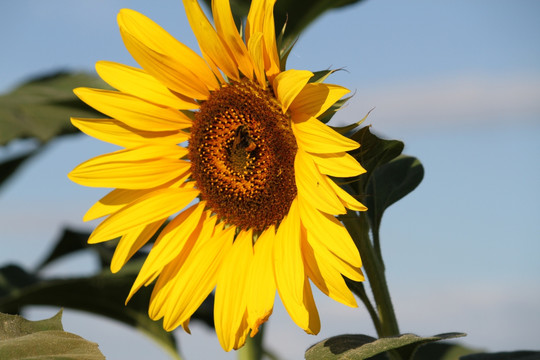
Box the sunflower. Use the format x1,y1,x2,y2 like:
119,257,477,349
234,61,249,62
69,0,367,351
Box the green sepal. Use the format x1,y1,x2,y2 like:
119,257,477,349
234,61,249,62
309,69,339,84
318,96,352,124
332,108,374,134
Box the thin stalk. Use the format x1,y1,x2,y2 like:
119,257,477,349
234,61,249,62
237,324,265,360
346,279,382,336
343,211,400,339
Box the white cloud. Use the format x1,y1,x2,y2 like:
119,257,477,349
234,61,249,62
339,72,540,133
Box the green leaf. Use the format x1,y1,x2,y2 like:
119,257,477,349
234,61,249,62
349,127,404,184
365,155,424,236
0,71,105,146
413,342,478,360
36,228,114,272
0,262,216,360
461,351,540,360
0,309,64,339
305,333,466,360
0,310,105,360
340,127,404,209
201,0,367,51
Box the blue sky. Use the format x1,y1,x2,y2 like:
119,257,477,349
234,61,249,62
1,0,539,359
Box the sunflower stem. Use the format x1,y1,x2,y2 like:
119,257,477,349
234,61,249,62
342,211,400,340
345,279,382,336
237,324,265,360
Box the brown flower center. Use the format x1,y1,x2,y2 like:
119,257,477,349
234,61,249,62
188,79,298,231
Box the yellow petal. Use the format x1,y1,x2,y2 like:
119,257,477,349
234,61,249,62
232,312,250,350
300,276,321,335
310,151,366,178
247,32,266,89
118,9,218,98
182,0,239,81
294,148,346,214
292,113,360,153
305,229,364,282
120,30,213,100
245,0,264,44
95,61,198,110
128,201,207,301
261,0,280,80
274,198,303,305
215,229,254,351
272,69,313,113
150,215,233,332
88,186,199,244
110,218,166,273
274,197,319,334
212,0,254,78
82,173,190,222
298,196,362,269
326,177,367,211
147,211,213,321
246,226,276,336
71,117,189,148
68,146,190,189
246,0,279,80
74,88,192,131
150,221,233,330
301,231,357,307
84,189,140,222
277,267,321,334
290,83,350,118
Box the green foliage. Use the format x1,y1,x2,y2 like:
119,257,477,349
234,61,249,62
365,154,424,240
0,310,105,360
0,71,105,146
344,126,424,262
349,126,405,188
0,72,105,192
305,333,466,360
413,342,478,360
0,228,215,360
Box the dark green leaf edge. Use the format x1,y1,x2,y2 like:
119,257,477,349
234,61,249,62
305,332,466,360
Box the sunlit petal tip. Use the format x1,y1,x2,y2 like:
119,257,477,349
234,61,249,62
182,0,239,81
273,69,314,113
249,309,272,337
95,60,199,110
291,83,350,118
212,0,254,78
182,319,191,334
293,113,360,154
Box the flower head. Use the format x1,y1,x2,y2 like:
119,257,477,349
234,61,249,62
69,0,367,351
